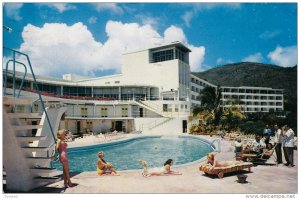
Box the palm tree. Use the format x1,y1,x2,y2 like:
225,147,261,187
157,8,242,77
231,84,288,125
193,86,223,126
221,106,245,131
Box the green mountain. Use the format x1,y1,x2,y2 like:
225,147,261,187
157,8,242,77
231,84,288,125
192,62,297,111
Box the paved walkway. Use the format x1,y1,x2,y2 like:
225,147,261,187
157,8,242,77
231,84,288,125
33,135,298,194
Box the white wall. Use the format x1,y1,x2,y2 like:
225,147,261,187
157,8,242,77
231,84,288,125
122,50,180,93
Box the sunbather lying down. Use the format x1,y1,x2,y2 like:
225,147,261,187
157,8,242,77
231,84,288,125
207,153,243,169
139,159,182,177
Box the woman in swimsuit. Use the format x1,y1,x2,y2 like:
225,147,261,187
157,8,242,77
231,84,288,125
51,129,74,188
97,151,119,175
139,159,181,177
207,153,243,169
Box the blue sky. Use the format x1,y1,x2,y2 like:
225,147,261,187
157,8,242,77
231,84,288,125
3,3,297,78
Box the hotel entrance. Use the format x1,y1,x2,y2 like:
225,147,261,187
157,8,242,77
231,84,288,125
139,108,143,117
115,121,123,131
182,120,187,133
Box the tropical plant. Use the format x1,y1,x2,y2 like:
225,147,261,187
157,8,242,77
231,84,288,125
220,107,245,132
193,86,223,126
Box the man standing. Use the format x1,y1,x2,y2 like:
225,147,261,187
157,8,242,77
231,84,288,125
263,125,272,145
274,124,283,164
282,125,295,167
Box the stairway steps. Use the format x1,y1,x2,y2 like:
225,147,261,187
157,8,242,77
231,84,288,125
34,176,61,180
26,157,51,165
17,136,47,142
12,125,43,131
31,167,62,177
3,97,35,105
22,147,49,152
31,167,56,171
8,112,42,119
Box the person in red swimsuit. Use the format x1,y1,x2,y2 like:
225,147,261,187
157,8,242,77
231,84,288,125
51,129,74,188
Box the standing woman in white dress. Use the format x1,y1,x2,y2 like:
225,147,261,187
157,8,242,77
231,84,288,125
139,159,181,177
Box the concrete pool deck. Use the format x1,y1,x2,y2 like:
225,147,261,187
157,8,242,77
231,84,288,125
32,134,298,194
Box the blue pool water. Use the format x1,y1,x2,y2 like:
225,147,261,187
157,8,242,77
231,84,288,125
52,136,214,172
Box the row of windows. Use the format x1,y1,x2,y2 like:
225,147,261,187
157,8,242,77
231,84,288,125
222,88,283,94
152,49,174,63
242,108,283,112
190,78,208,87
175,49,185,62
223,95,282,100
223,101,283,106
79,107,129,117
191,86,202,93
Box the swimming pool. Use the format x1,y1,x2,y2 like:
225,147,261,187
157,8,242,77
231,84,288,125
52,136,214,172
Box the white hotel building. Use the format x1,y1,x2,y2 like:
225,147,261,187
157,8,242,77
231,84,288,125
4,42,284,135
190,74,284,113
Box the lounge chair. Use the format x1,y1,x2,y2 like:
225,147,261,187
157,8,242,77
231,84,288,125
199,162,253,178
241,143,277,164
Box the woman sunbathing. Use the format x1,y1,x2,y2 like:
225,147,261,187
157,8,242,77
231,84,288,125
139,159,181,177
207,153,243,169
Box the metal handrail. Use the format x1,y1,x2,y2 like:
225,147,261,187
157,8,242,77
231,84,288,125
4,59,27,97
3,47,56,145
211,139,221,152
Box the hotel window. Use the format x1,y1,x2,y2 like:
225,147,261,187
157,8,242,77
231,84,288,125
168,104,173,112
34,104,39,112
16,105,25,113
101,107,108,117
175,105,179,112
115,81,120,84
276,96,282,100
81,107,88,117
268,90,275,94
180,104,184,110
86,121,93,130
105,82,110,84
276,102,282,106
191,86,195,91
121,107,128,117
163,104,168,112
152,49,174,63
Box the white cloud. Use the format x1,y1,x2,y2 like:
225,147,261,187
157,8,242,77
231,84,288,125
216,58,223,65
15,21,205,77
88,16,97,24
4,3,23,21
267,45,297,67
181,3,241,27
163,26,187,44
135,15,159,27
42,3,76,13
259,30,281,40
93,3,123,14
242,53,264,63
216,57,234,65
181,11,193,28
